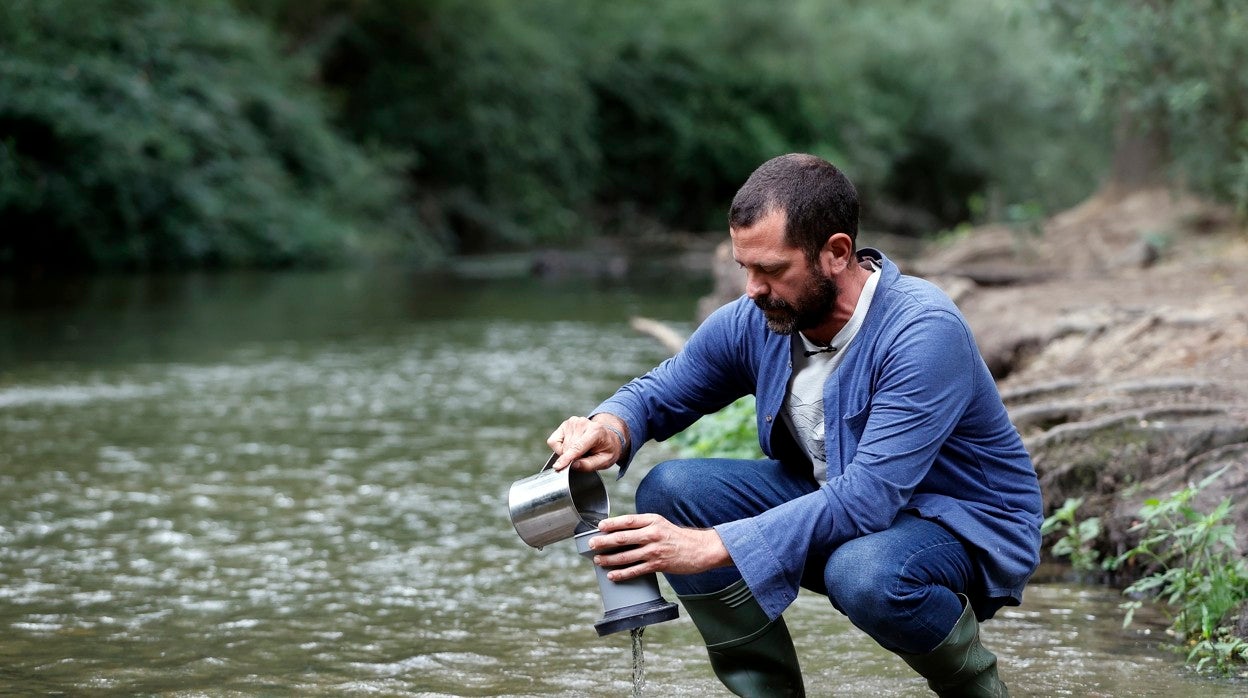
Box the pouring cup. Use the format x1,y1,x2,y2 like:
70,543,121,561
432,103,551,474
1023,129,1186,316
508,453,609,549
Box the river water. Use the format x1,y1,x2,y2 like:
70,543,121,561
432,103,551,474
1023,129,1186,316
1,264,1243,696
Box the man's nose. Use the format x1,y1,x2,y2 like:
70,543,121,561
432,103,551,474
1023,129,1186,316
745,272,768,300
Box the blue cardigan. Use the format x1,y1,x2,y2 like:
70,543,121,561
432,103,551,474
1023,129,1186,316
595,250,1043,621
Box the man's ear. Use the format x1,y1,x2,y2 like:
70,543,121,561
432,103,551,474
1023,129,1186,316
820,233,855,275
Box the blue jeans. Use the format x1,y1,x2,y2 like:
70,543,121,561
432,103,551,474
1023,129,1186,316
635,458,1000,655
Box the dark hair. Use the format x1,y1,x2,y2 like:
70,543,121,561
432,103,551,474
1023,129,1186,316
728,153,859,262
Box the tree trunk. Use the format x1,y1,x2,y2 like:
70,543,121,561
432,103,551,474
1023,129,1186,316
1102,105,1170,198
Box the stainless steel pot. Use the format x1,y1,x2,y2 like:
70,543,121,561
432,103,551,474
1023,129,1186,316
508,453,609,549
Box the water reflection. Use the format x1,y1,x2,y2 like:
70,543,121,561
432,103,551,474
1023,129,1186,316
0,268,1243,696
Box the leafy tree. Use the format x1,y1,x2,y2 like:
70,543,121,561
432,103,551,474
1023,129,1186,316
244,0,601,251
4,0,1146,270
580,0,1100,234
0,0,422,271
247,0,1104,251
582,2,822,233
1045,0,1248,209
794,1,1106,231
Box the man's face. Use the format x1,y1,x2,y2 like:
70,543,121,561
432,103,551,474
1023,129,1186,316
730,208,838,335
753,265,838,335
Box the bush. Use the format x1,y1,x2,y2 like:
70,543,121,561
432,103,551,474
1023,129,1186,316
1048,469,1248,675
670,396,764,460
1041,497,1103,579
249,0,1105,251
0,0,424,271
1108,469,1248,675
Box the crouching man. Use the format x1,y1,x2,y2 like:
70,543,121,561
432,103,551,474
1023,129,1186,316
548,153,1042,697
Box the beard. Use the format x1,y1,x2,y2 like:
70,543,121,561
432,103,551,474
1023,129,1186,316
753,268,839,335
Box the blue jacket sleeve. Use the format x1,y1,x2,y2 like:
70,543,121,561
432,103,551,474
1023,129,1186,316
593,300,756,474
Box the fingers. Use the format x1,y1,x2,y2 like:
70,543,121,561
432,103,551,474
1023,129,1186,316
546,416,618,471
596,513,654,534
587,515,663,576
585,516,727,581
546,423,570,469
598,552,659,580
550,419,589,471
545,424,564,450
587,515,644,550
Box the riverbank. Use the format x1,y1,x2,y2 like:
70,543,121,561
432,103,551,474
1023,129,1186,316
921,188,1248,671
913,188,1248,563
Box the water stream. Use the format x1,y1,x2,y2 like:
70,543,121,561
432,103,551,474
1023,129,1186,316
1,266,1244,696
631,627,646,697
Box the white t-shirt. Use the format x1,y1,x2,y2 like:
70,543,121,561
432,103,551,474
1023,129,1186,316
782,266,881,482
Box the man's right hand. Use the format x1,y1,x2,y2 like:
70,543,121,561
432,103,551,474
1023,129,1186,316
546,415,627,472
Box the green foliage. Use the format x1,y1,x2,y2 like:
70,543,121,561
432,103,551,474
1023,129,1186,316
243,0,601,249
582,2,832,233
1043,471,1248,674
0,0,423,271
1107,468,1248,675
1041,497,1103,578
670,396,764,460
26,0,1248,269
244,0,1105,251
798,1,1105,231
1045,0,1248,211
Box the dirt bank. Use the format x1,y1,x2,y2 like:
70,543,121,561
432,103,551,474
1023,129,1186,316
914,188,1248,564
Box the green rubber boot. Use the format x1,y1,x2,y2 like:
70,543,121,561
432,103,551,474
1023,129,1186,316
678,579,805,697
898,595,1008,697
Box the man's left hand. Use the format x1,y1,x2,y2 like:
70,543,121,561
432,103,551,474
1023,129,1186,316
586,513,733,581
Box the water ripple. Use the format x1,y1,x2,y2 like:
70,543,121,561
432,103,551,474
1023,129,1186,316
2,289,1242,696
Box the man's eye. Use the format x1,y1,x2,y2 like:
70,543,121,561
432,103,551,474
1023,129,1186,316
736,263,781,276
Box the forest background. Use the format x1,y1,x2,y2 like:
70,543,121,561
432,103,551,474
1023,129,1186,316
4,0,1247,273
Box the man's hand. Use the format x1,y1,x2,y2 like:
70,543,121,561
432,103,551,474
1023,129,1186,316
587,513,733,581
547,415,627,472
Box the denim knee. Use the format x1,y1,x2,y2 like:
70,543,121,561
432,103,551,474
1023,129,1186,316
634,460,679,515
824,539,896,621
635,459,714,527
822,517,968,654
634,459,742,595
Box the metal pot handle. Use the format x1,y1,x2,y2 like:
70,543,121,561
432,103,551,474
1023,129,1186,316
540,452,559,473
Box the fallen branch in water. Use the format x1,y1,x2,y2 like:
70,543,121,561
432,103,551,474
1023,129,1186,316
629,316,686,354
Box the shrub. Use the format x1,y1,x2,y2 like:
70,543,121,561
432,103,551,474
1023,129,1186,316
1041,497,1103,579
1108,469,1248,675
1038,468,1248,675
0,0,421,271
670,396,764,460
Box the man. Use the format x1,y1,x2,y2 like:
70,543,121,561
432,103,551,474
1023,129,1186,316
547,154,1042,697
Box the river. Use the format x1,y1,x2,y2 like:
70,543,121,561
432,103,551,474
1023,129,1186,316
0,263,1242,696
